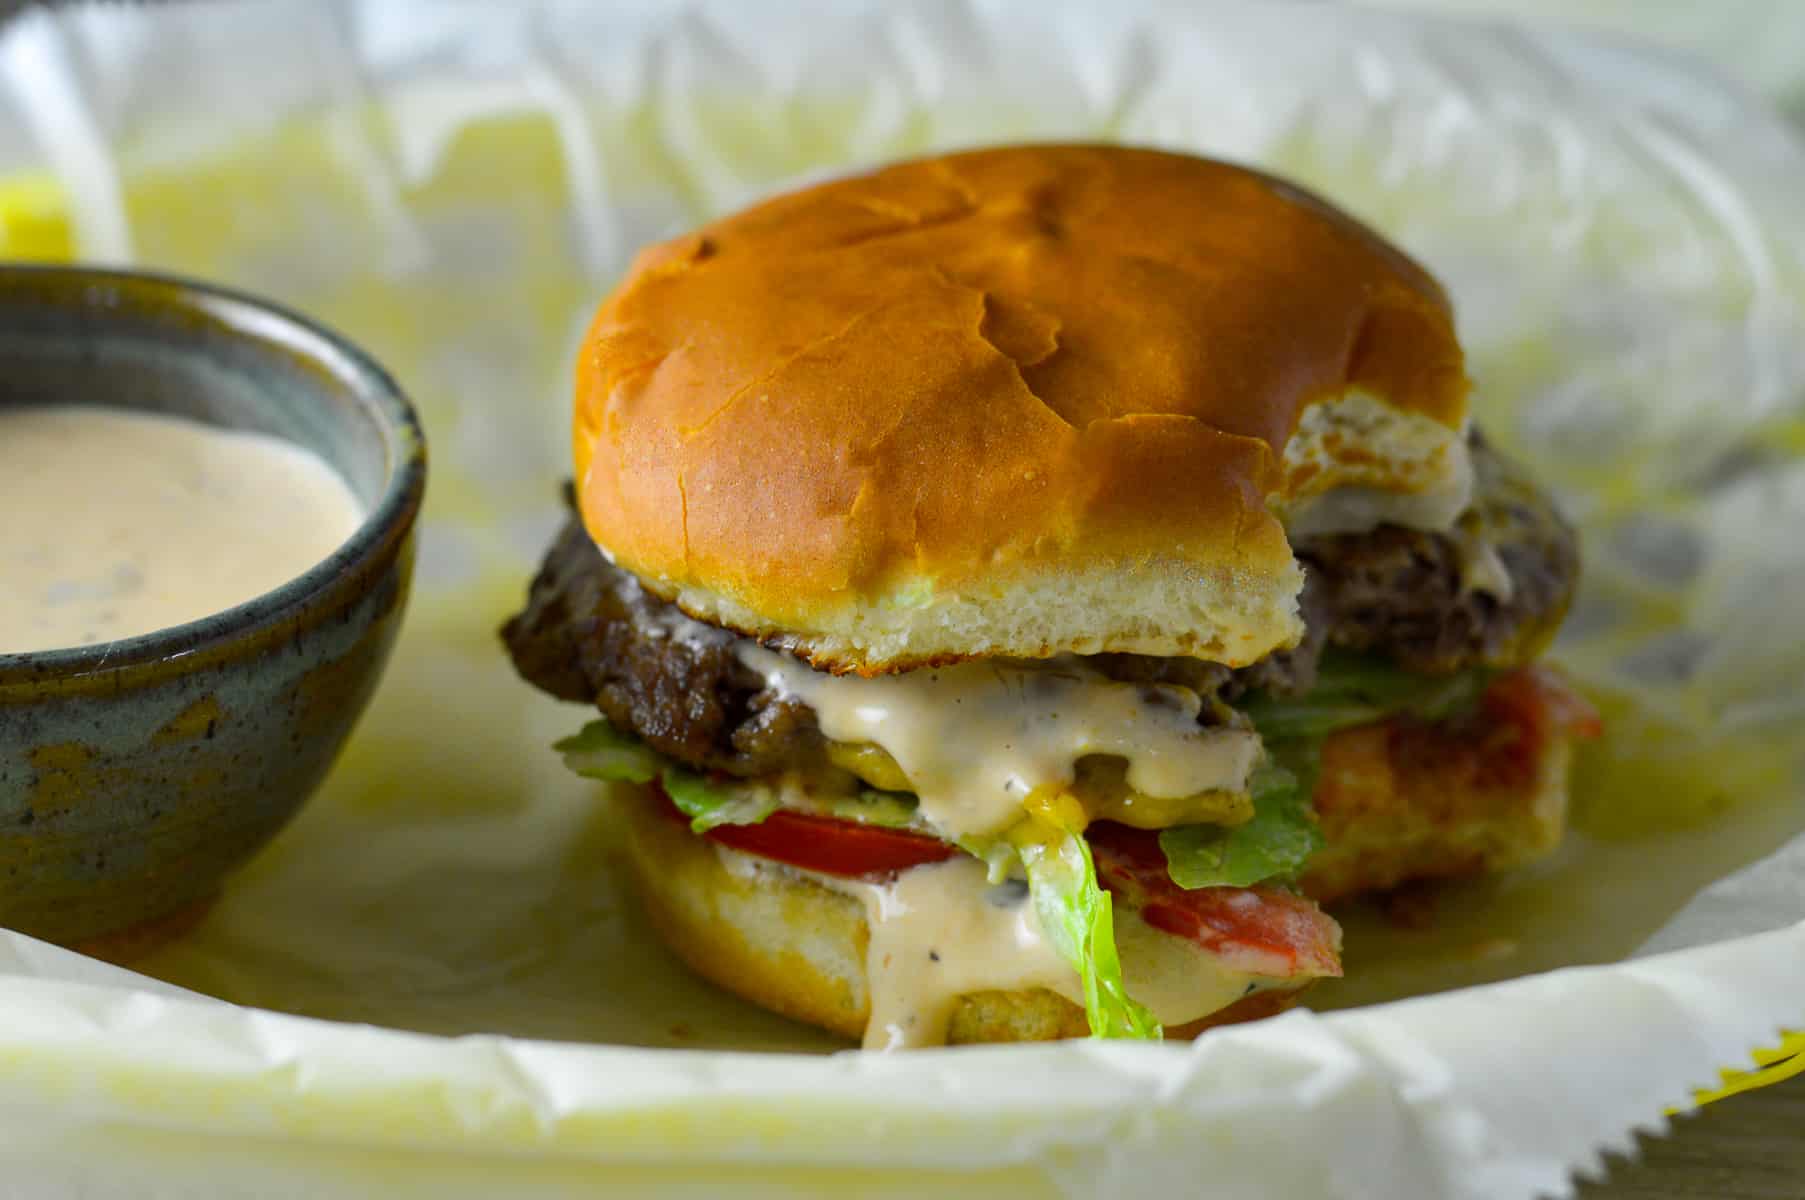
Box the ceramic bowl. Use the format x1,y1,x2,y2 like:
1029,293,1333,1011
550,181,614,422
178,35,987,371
0,265,425,954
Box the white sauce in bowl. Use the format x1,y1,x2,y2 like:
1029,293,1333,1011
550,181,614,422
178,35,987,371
0,406,364,654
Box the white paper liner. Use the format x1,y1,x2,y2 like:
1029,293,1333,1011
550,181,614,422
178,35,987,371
0,920,1797,1199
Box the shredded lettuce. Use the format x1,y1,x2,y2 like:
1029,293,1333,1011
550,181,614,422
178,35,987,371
1157,755,1323,890
1012,796,1163,1041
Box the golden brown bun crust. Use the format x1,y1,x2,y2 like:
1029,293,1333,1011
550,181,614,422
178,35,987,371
575,144,1468,674
621,787,1299,1045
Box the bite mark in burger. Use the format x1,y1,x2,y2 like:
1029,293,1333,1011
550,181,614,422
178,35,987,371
502,144,1600,1048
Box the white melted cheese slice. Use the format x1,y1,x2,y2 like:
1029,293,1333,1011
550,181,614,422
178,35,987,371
734,645,1261,839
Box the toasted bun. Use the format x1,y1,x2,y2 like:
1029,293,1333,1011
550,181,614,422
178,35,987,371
619,787,1297,1045
575,144,1469,674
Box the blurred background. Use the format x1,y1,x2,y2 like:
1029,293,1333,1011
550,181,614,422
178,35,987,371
1377,1,1805,123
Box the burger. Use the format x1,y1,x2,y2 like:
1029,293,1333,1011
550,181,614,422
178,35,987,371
502,144,1599,1049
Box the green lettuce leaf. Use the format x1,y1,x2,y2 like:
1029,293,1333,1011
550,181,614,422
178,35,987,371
1013,817,1162,1041
1158,653,1490,891
1158,754,1323,890
1235,651,1492,742
557,718,919,833
816,789,921,828
659,766,780,832
554,719,661,784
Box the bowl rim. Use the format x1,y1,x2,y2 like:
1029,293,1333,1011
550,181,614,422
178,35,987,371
0,263,428,685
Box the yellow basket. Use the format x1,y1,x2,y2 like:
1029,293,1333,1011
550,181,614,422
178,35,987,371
1694,1033,1804,1107
0,173,75,261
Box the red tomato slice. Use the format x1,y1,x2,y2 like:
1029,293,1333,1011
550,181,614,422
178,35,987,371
1467,665,1604,789
1087,822,1343,980
656,783,1340,979
655,782,956,878
1487,664,1604,743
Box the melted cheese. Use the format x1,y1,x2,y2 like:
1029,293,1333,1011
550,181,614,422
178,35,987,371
1068,755,1253,829
1450,525,1515,599
735,645,1260,839
1283,480,1472,539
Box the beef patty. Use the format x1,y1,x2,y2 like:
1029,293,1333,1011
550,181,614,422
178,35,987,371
503,433,1578,777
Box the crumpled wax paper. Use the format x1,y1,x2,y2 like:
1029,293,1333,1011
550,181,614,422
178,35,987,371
0,2,1802,1197
1366,0,1805,123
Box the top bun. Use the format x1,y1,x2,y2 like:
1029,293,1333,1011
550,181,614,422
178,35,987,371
574,144,1468,675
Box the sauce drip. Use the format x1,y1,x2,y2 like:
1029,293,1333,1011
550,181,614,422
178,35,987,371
845,857,1076,1049
715,846,1277,1048
0,406,363,654
736,644,1260,839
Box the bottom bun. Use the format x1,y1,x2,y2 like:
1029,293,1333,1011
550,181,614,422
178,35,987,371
620,789,1297,1045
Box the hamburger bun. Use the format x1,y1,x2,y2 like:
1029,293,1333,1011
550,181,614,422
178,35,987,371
618,667,1586,1044
619,785,1300,1044
574,144,1471,675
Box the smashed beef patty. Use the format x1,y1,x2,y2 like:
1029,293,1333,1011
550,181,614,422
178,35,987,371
502,433,1577,778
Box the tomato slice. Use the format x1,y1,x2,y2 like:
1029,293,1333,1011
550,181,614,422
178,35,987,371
654,782,956,878
656,783,1341,979
1486,664,1604,743
1087,822,1343,980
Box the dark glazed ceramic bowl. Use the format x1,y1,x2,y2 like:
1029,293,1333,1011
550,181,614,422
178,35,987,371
0,265,425,953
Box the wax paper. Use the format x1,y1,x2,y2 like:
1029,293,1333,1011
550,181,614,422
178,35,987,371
0,2,1802,1197
1367,0,1805,123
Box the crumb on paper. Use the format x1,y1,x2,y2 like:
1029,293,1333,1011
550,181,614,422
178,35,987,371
1465,937,1520,963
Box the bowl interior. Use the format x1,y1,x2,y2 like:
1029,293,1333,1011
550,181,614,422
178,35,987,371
0,266,422,670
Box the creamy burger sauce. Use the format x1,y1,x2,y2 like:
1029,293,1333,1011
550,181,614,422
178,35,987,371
735,645,1260,839
0,406,363,654
715,844,1274,1049
849,857,1075,1049
632,521,1303,1048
